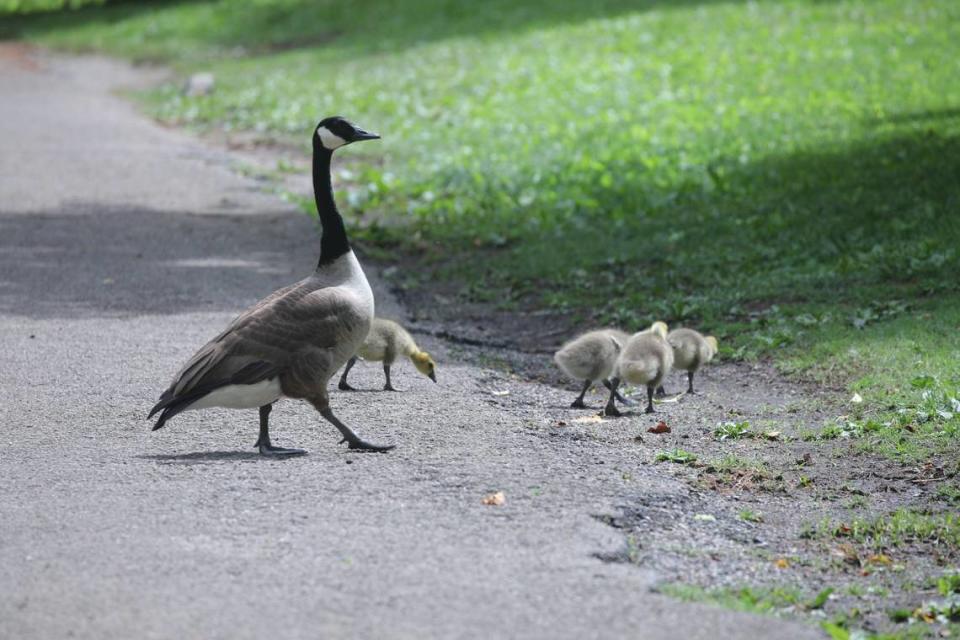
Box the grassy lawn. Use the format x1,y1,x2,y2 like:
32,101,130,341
5,0,959,460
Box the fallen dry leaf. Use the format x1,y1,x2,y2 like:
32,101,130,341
572,415,605,424
481,491,505,506
554,420,567,427
653,393,683,404
774,558,790,569
851,392,864,404
796,453,813,467
832,543,861,566
764,430,781,440
648,421,671,434
915,608,936,624
868,553,892,566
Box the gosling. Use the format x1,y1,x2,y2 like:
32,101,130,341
609,322,673,415
554,328,630,409
339,318,437,391
657,328,718,395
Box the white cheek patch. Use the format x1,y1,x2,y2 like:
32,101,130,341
317,126,347,149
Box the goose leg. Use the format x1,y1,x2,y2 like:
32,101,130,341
645,386,656,413
603,377,622,417
338,357,358,391
687,371,696,394
315,403,394,452
383,364,398,392
603,378,632,404
254,404,307,457
655,385,667,397
571,379,592,408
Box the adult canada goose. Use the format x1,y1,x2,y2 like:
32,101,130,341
338,317,437,391
607,322,673,416
554,328,630,409
657,328,718,395
148,116,390,456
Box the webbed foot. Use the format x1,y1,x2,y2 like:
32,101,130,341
339,437,395,452
256,442,308,457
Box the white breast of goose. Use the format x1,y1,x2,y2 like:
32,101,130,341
315,250,375,361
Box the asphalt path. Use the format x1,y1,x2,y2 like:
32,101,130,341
0,47,821,639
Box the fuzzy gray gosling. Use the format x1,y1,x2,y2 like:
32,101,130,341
554,328,631,409
657,328,718,395
339,317,437,391
608,322,673,415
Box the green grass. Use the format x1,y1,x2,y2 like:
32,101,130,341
8,0,959,460
663,582,958,639
0,0,104,13
738,509,764,523
798,370,960,462
658,583,806,615
714,420,753,441
823,509,960,553
654,448,698,464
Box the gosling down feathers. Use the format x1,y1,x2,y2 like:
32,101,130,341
658,328,718,395
609,322,673,415
554,328,631,409
339,317,437,391
148,117,392,456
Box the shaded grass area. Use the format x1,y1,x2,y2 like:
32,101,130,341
815,509,960,554
0,0,105,14
661,580,960,639
7,0,960,460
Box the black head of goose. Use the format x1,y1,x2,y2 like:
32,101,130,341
148,116,392,456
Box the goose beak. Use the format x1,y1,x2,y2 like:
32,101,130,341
428,371,437,383
352,128,380,142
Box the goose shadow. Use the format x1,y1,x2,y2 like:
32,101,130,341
137,451,290,463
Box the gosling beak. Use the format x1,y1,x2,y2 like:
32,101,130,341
352,128,380,142
428,371,437,383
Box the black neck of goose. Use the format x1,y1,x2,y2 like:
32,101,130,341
312,142,350,267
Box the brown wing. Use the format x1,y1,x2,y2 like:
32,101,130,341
153,279,369,411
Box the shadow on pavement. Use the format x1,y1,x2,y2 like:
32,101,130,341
137,450,275,463
0,203,319,318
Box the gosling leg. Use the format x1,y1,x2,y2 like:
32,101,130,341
603,378,632,404
383,363,398,391
603,377,622,417
254,404,307,457
338,356,358,391
687,371,696,394
571,379,592,408
645,385,655,414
